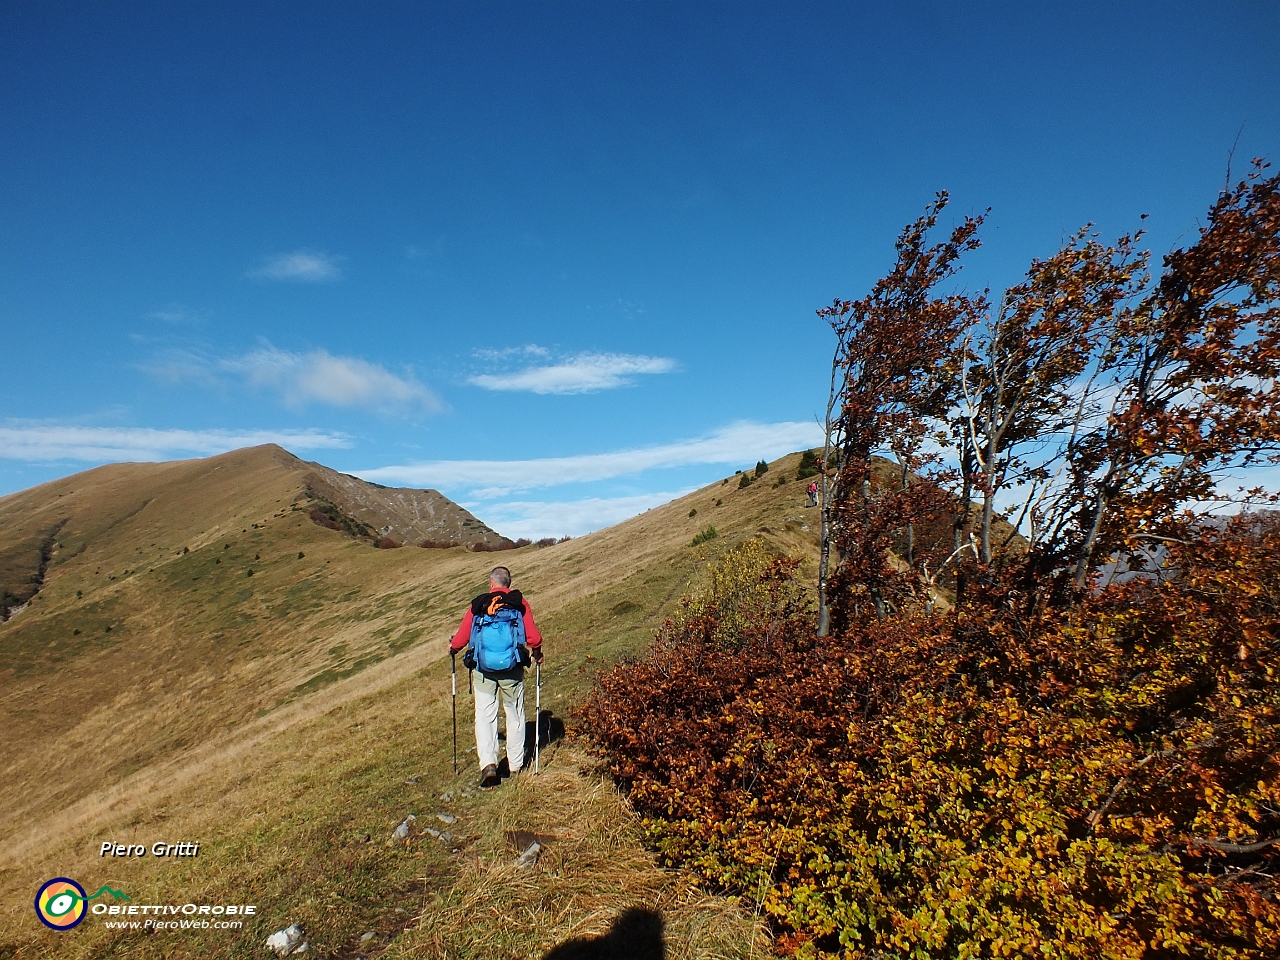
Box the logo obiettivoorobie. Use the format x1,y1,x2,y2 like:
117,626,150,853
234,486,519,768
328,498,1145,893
35,878,129,931
35,878,87,930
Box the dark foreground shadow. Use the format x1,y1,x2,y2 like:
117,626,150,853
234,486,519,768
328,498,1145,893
541,907,665,960
525,708,566,758
494,711,567,779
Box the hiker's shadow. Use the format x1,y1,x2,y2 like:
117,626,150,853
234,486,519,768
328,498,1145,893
541,907,665,960
524,708,566,758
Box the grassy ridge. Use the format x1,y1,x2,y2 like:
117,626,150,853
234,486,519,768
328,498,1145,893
0,449,822,958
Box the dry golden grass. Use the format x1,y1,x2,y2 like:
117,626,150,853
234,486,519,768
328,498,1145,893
0,447,821,958
395,742,770,960
0,446,516,862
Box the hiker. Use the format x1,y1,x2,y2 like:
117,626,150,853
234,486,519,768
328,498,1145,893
450,565,543,788
806,480,819,507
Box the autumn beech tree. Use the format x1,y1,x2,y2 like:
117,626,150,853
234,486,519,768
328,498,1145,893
1062,163,1280,594
816,193,985,627
820,160,1280,618
956,227,1147,568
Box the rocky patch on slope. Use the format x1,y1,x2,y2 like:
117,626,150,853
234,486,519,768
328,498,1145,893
297,460,508,548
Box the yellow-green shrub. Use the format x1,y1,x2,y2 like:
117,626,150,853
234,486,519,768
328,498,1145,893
582,522,1280,958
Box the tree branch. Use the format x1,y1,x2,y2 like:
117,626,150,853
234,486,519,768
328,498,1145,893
1188,836,1280,855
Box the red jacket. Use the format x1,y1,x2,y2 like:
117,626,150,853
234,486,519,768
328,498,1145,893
450,586,543,653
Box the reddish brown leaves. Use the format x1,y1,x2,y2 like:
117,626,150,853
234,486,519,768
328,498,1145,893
819,163,1280,614
583,519,1280,957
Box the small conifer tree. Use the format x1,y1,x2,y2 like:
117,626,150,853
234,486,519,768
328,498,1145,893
690,525,719,546
795,449,821,480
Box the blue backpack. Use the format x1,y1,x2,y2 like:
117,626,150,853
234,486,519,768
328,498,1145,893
470,594,526,673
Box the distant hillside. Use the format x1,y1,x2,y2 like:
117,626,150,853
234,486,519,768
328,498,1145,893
0,444,504,621
299,456,507,549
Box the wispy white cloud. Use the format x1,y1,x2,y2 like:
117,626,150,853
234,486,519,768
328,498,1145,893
356,420,823,495
473,344,551,362
139,349,223,388
469,350,675,394
250,251,343,281
143,346,443,416
474,491,691,539
223,347,442,414
0,424,350,463
147,305,208,325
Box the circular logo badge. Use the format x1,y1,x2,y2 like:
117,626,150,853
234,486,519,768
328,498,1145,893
35,878,88,931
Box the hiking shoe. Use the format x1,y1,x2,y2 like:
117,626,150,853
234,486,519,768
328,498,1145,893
479,764,501,789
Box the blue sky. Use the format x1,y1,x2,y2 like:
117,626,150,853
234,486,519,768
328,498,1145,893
2,2,1278,537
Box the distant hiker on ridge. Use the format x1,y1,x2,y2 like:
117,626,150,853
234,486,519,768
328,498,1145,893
450,565,544,788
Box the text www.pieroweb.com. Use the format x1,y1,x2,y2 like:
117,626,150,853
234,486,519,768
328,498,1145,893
103,918,243,930
94,902,254,932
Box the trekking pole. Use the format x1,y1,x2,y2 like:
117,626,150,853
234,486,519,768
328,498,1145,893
535,660,541,774
450,651,457,775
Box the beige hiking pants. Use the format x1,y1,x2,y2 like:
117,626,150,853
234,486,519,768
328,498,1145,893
472,672,525,772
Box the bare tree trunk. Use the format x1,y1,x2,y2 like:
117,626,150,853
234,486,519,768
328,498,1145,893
953,447,973,607
980,492,994,566
900,458,914,567
1072,471,1119,592
1073,345,1152,592
980,414,1000,565
817,351,841,637
953,452,972,555
870,588,887,621
817,483,831,635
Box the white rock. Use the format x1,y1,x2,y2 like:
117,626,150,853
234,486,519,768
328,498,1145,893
360,931,375,942
514,841,541,868
392,815,416,840
436,813,457,824
266,924,304,956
